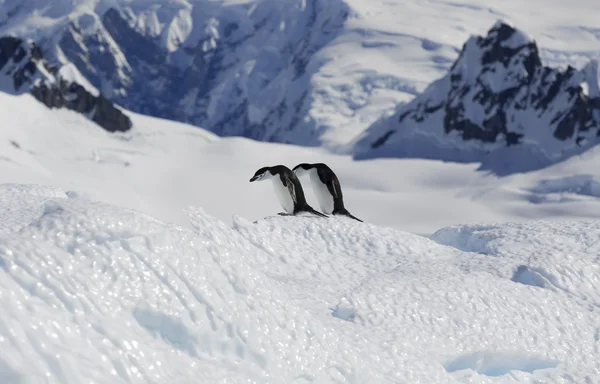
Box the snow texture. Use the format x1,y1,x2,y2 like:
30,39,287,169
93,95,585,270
1,184,599,383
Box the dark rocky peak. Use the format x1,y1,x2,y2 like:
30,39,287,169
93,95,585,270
355,21,600,175
451,21,541,85
0,36,131,133
441,21,548,146
0,36,51,92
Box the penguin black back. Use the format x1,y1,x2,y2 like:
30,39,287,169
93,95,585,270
293,163,363,222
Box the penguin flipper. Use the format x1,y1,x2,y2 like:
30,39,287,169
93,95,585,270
333,208,363,222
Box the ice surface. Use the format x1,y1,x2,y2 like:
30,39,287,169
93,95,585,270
1,185,599,383
431,220,600,306
0,186,381,382
444,350,558,377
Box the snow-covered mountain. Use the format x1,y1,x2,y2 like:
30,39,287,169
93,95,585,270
354,21,600,174
0,0,350,144
2,0,600,165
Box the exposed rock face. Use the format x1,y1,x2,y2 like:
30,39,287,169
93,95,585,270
0,36,132,133
354,21,600,174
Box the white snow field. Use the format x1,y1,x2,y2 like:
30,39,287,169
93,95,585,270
1,183,599,383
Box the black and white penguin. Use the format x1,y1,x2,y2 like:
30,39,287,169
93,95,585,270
250,165,328,217
292,163,363,222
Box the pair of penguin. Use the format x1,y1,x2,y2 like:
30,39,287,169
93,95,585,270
249,163,362,222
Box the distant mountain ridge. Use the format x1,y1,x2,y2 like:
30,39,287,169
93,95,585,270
354,21,600,174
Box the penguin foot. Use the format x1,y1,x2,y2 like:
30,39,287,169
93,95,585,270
300,206,328,218
333,209,363,222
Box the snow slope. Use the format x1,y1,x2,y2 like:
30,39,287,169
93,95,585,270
1,183,599,383
2,90,600,236
0,42,599,382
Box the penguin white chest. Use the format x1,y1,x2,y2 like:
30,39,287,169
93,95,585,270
271,177,295,214
309,171,334,214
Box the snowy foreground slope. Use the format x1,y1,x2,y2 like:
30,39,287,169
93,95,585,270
1,184,599,383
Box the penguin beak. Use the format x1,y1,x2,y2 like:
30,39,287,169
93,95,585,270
249,175,260,182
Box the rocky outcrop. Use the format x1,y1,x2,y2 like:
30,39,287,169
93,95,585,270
0,36,132,133
354,21,600,173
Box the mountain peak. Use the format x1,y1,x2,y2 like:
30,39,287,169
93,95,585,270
354,21,600,175
451,20,541,88
489,20,531,47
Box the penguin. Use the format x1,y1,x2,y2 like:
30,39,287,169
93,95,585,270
292,163,363,222
249,165,328,218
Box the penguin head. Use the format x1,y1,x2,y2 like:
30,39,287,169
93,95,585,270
292,163,313,177
249,166,272,182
